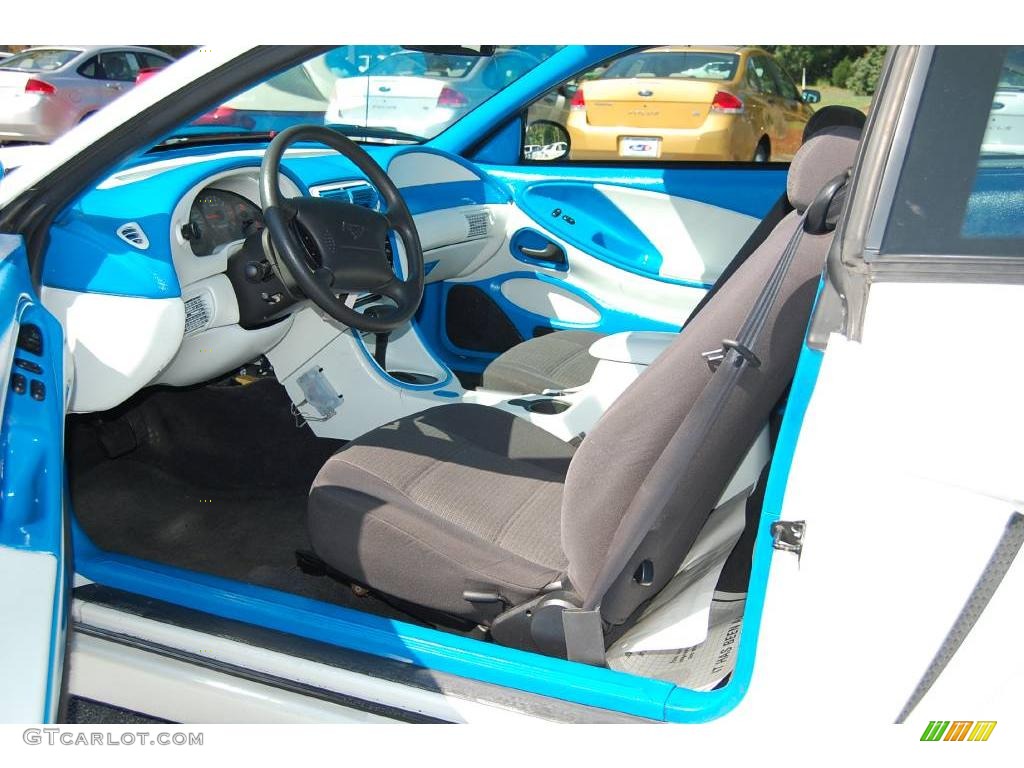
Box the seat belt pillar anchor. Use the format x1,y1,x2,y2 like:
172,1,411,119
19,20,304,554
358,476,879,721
721,338,762,368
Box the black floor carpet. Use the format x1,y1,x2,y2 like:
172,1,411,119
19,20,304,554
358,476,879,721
69,379,410,620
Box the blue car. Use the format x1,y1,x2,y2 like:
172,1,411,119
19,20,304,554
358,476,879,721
0,44,1021,737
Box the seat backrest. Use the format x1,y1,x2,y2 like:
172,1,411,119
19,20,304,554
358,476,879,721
561,125,862,625
683,107,868,325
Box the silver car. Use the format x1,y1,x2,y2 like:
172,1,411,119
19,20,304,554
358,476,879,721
0,45,173,143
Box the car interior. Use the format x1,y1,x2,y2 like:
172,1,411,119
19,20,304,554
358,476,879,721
48,47,866,690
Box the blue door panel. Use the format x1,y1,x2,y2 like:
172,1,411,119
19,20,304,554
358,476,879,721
0,234,67,722
0,237,65,555
485,164,788,219
517,182,666,280
421,163,787,373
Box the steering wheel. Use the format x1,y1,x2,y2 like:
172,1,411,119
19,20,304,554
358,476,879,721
259,125,424,333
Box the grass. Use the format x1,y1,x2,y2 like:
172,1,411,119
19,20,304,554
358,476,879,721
812,84,873,113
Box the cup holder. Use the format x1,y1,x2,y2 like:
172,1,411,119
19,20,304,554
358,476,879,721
508,397,571,415
388,371,440,386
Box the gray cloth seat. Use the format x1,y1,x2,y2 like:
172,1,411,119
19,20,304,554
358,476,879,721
308,126,861,634
308,403,575,622
480,330,605,394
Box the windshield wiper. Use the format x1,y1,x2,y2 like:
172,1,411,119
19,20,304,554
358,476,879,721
150,131,278,151
326,123,427,144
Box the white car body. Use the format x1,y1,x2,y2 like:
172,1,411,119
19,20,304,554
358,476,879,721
325,48,545,138
0,45,173,143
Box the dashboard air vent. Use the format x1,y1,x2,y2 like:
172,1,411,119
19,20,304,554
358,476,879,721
465,210,490,240
183,294,212,335
310,182,380,211
348,184,379,209
314,186,349,201
116,222,149,250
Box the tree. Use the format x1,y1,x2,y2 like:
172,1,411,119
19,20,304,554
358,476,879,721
847,46,888,96
764,46,868,86
831,58,855,90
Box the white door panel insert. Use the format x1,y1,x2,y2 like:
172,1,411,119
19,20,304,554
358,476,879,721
499,278,601,325
594,183,758,284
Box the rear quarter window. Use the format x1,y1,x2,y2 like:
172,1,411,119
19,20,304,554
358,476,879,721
882,46,1024,256
0,48,80,71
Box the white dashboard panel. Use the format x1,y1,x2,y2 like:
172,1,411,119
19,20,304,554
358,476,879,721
41,286,184,413
156,321,291,387
387,152,480,188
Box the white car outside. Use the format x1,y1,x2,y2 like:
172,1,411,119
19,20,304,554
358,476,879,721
326,48,545,138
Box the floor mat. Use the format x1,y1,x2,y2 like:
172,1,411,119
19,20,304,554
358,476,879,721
69,380,413,620
72,458,406,617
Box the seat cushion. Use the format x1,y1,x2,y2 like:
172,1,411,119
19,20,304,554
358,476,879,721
480,330,606,394
308,403,575,622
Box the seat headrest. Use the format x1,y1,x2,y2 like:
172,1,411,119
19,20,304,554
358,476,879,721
802,105,867,142
787,125,861,213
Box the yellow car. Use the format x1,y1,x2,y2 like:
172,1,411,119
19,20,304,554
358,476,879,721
566,46,819,162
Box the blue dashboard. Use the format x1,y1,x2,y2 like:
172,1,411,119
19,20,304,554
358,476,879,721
42,143,510,299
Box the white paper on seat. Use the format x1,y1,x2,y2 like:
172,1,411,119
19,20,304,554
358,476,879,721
607,594,746,691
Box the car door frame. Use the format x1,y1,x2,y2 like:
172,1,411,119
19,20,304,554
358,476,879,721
0,234,69,723
761,43,1024,729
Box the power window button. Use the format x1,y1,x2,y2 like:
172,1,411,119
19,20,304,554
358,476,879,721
11,373,27,395
14,358,43,374
16,323,43,356
30,380,46,402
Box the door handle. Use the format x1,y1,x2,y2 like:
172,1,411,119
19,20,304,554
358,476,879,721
518,242,563,262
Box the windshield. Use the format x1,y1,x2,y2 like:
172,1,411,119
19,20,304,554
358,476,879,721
602,50,739,81
166,45,561,145
0,48,80,71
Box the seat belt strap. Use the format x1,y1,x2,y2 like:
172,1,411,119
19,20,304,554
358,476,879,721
582,209,811,615
561,211,812,665
563,175,849,663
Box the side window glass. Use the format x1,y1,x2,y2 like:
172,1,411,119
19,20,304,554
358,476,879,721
751,57,779,95
769,60,800,101
523,46,802,164
883,46,1024,255
77,56,100,79
963,45,1024,241
123,52,142,80
97,52,135,82
745,60,764,93
138,53,170,70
